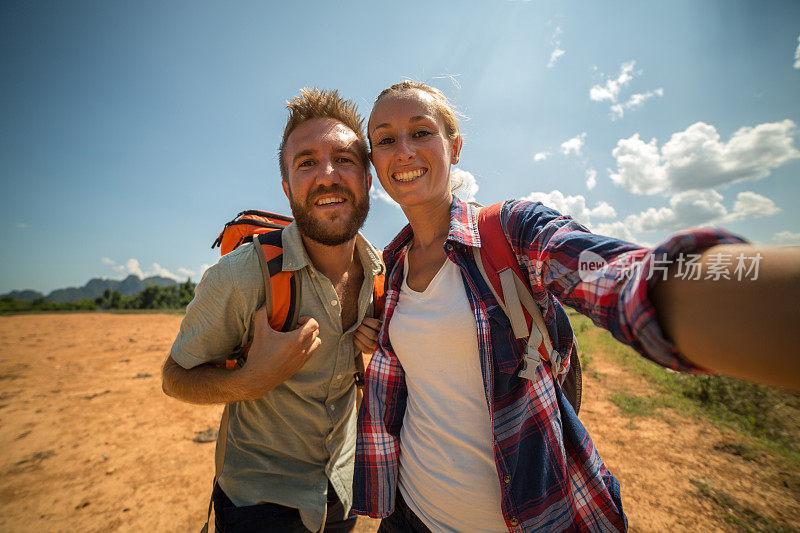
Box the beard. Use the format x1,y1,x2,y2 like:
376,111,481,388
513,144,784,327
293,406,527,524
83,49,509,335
288,184,370,246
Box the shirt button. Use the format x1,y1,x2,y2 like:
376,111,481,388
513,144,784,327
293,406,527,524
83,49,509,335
336,373,343,379
503,474,511,484
330,299,338,306
509,518,519,526
328,404,336,412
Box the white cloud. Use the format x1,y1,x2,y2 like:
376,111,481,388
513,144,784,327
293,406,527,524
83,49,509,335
560,132,586,156
548,48,565,68
590,60,662,119
773,230,800,244
547,26,565,68
724,191,781,222
592,221,639,243
370,186,400,209
534,151,550,162
795,35,800,69
451,167,479,202
610,88,664,120
610,120,800,195
590,60,637,103
585,168,597,190
624,190,780,233
520,189,616,226
101,257,192,282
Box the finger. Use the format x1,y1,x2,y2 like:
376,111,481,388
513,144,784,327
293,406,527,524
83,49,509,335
353,332,370,353
356,324,379,343
361,317,380,329
305,336,322,357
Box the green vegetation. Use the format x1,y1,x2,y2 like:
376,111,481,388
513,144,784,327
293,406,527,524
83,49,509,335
690,478,795,532
569,310,800,460
0,279,195,314
608,393,663,416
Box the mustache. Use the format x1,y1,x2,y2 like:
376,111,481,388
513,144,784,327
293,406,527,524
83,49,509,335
307,184,356,205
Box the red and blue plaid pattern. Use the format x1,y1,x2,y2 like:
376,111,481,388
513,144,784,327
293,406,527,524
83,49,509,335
354,197,746,532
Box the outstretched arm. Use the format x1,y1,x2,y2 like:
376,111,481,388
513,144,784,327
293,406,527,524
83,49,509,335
652,244,800,390
500,200,798,389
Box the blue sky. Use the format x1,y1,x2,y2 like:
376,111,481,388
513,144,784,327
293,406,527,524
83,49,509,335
1,0,798,294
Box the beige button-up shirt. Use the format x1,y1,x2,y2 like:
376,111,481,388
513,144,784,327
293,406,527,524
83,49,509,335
170,222,383,531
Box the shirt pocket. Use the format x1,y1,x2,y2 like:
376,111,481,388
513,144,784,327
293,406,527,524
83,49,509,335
486,304,525,375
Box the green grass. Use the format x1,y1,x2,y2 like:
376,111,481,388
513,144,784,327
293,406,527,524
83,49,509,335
568,310,800,462
608,393,663,416
690,478,795,532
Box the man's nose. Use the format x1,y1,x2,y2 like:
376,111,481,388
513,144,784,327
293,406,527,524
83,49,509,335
316,158,341,185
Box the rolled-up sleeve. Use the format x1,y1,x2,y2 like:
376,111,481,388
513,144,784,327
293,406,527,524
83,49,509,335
169,258,249,369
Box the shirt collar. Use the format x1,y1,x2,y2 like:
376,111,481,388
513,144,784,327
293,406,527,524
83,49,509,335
281,221,384,276
383,196,482,268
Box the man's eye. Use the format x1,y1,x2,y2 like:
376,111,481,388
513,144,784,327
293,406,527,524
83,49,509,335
337,157,354,165
375,137,394,146
298,160,314,168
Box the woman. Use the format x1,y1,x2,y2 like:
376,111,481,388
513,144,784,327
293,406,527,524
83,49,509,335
353,81,799,532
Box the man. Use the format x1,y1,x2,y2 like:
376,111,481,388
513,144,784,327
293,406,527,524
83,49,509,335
161,88,383,533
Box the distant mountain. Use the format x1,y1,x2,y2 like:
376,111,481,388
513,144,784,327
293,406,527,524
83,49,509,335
1,275,180,303
1,289,45,302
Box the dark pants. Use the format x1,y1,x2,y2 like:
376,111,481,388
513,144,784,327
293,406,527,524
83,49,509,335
377,491,432,533
212,482,357,533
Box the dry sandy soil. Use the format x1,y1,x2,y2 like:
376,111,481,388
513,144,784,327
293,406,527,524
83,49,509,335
0,313,797,532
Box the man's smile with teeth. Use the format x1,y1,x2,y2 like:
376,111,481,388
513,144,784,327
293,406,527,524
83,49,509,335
315,196,346,206
393,168,426,182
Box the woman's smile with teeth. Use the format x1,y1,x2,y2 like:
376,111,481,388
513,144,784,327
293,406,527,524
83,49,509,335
393,169,425,182
315,196,345,206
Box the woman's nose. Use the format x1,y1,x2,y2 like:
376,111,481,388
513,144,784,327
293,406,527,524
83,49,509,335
395,136,414,161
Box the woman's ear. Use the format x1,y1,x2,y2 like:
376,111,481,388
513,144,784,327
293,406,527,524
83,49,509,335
451,135,463,165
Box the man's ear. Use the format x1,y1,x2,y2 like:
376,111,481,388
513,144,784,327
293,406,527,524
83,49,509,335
281,180,290,200
366,171,372,191
451,135,463,165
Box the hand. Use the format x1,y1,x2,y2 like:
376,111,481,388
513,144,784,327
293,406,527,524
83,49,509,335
353,317,381,354
238,306,321,399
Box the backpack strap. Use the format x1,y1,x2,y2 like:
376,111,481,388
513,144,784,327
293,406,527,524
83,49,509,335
473,203,564,379
205,230,300,532
355,273,386,409
255,231,301,333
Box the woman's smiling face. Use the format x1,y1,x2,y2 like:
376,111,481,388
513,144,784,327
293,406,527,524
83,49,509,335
368,89,462,211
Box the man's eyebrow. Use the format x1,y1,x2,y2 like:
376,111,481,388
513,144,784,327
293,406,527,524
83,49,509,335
335,145,362,158
292,149,316,164
370,115,431,134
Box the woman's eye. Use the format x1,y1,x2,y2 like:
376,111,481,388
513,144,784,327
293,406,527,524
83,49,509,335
375,137,394,146
413,130,432,139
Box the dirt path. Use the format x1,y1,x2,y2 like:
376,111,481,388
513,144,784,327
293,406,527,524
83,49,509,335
0,313,797,532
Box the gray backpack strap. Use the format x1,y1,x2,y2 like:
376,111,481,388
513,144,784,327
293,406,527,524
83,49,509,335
471,246,563,380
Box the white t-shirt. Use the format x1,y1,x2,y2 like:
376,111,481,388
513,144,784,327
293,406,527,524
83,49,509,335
388,256,508,533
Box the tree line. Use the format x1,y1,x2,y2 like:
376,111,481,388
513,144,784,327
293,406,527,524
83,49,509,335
0,279,196,313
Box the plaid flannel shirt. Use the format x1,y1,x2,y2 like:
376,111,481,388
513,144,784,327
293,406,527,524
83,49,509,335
354,197,746,532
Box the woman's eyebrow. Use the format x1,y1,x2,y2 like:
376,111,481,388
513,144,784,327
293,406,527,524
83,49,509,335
370,116,433,134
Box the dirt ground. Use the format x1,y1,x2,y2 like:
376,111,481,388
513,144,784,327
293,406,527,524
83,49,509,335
0,313,797,532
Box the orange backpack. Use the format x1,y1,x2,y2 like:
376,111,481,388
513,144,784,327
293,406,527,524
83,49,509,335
211,209,386,371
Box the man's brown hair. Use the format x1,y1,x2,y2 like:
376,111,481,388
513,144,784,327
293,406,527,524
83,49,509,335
278,88,368,181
